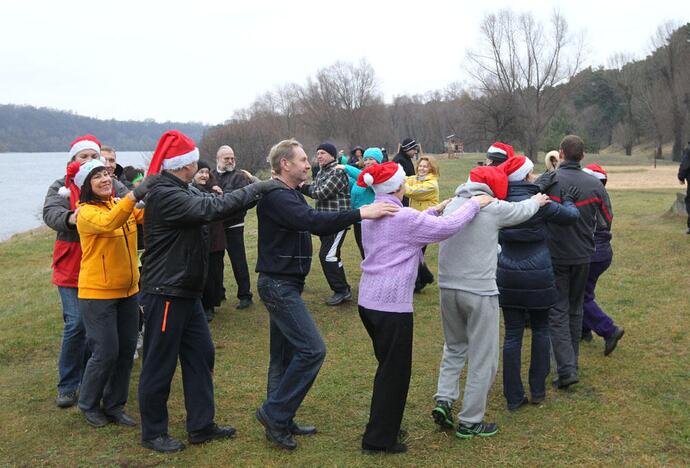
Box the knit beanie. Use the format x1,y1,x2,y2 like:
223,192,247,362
401,138,418,152
486,142,515,164
502,155,534,182
358,162,406,194
362,147,384,164
317,142,337,159
468,165,508,200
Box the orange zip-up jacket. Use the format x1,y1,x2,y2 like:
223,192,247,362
76,196,144,299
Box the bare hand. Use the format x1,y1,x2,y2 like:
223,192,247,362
68,207,80,226
335,164,346,171
360,202,400,219
531,193,551,207
433,198,452,213
242,169,253,178
212,185,223,194
471,194,495,208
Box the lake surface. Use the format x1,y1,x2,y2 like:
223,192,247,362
0,152,151,241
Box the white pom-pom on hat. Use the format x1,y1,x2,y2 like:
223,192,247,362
58,186,71,198
363,173,374,186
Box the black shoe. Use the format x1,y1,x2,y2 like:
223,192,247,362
236,298,253,310
431,400,454,429
255,407,297,450
188,423,236,444
581,330,593,342
604,327,625,356
142,434,186,453
554,373,579,389
325,289,352,306
82,409,109,428
288,421,317,436
55,390,78,408
508,396,529,411
362,442,408,454
456,421,499,439
106,411,137,427
530,394,545,405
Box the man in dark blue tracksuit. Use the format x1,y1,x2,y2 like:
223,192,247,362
537,135,612,389
678,141,690,233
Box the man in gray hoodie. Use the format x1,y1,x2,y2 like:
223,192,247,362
431,165,549,439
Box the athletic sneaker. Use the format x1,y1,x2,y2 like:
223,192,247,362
431,400,454,429
455,421,499,439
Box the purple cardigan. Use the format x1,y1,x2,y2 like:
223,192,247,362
358,193,480,313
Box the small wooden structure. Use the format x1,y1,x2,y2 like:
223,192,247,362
445,134,464,159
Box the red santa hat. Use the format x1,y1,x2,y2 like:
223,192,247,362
68,135,102,160
583,164,607,180
501,155,534,182
58,159,106,208
146,130,199,176
486,142,515,163
357,161,407,194
468,165,508,200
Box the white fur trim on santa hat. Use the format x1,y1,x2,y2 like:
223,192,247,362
69,140,101,160
371,164,406,194
582,168,606,180
487,145,507,156
162,148,200,171
507,158,534,182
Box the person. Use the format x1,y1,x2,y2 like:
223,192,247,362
678,140,690,234
355,162,491,454
580,164,625,355
337,147,383,259
496,156,580,411
393,138,418,207
536,135,613,389
192,160,226,322
405,156,441,293
544,150,560,172
253,139,398,451
212,145,256,310
74,158,150,428
43,135,128,408
431,165,549,439
484,142,514,166
299,142,353,306
348,145,365,167
101,146,131,189
137,130,281,453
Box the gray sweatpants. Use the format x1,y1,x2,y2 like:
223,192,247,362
434,288,499,424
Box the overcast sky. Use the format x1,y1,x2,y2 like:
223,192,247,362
0,0,685,124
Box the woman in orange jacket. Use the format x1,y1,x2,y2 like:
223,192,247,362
74,159,149,428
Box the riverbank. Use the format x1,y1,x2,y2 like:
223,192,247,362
0,162,688,465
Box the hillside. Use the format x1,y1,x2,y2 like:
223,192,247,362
0,104,207,152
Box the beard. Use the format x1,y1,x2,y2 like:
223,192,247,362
218,162,236,172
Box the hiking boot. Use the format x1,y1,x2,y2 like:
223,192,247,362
325,289,352,306
82,409,109,428
142,434,186,453
236,298,253,310
553,373,579,389
55,390,78,408
431,400,454,429
456,421,499,439
604,327,625,356
106,411,137,427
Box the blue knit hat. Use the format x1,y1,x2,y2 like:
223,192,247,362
316,142,337,159
362,147,383,164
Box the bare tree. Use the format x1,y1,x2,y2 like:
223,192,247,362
466,9,584,159
608,53,642,155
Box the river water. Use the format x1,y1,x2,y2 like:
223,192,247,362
0,152,151,241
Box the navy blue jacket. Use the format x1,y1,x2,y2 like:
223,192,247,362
497,181,580,310
256,186,361,282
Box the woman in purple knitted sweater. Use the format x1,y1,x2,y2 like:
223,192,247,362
355,162,493,454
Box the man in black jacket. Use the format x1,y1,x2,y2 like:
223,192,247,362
678,140,690,234
393,138,417,207
254,139,398,450
212,145,256,309
537,135,612,389
137,131,279,453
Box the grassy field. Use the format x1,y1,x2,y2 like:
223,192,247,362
0,156,688,466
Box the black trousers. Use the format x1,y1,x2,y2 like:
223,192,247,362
202,251,225,309
414,245,434,291
224,226,252,300
319,229,350,294
353,223,365,260
685,185,690,228
359,306,413,449
138,293,215,441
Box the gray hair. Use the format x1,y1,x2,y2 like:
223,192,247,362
268,139,302,174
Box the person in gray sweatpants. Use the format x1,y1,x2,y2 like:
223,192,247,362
430,165,549,439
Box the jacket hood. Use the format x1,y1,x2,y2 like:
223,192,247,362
454,181,494,198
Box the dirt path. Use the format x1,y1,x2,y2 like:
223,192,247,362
602,166,682,190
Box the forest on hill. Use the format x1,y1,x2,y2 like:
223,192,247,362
199,14,690,171
0,104,206,152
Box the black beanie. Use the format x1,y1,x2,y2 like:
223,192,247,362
401,138,417,152
317,142,337,159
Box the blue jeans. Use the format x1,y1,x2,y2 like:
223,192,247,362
257,274,326,427
57,286,88,393
502,307,550,408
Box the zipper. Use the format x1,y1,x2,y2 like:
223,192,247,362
162,300,170,332
101,255,107,283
